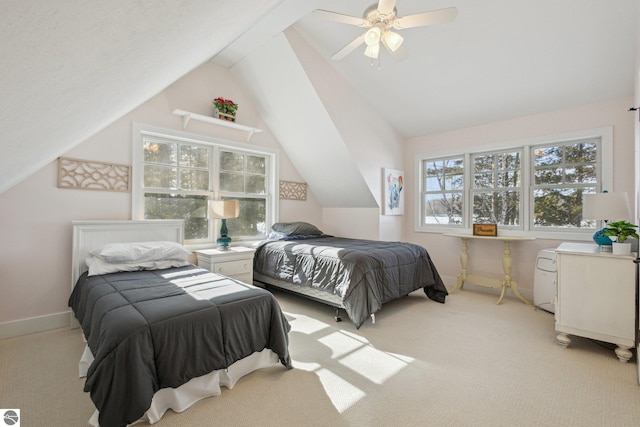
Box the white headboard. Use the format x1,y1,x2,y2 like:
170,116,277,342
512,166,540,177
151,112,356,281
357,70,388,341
71,220,185,290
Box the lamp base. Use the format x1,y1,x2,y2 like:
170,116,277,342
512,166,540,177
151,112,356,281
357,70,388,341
592,228,612,248
217,236,232,250
217,218,232,250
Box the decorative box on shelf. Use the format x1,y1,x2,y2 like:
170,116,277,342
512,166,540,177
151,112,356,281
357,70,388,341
216,111,236,122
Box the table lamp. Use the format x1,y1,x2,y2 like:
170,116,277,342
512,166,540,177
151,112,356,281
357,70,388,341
208,199,240,250
582,191,631,251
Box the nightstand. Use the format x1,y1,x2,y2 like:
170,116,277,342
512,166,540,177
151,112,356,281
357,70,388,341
195,247,256,285
555,242,636,362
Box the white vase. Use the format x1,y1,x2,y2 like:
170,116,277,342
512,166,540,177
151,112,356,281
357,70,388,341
612,242,631,255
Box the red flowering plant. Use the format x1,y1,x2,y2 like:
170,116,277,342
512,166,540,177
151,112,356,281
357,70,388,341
212,97,238,116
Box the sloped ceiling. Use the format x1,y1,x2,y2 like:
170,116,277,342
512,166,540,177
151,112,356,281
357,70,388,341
0,0,283,194
1,0,637,196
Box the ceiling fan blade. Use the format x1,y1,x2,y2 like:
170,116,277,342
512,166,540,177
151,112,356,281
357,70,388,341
394,7,458,30
313,9,368,27
377,0,398,15
331,33,366,60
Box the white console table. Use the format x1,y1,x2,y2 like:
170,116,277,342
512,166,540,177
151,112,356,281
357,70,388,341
444,234,535,305
555,242,636,362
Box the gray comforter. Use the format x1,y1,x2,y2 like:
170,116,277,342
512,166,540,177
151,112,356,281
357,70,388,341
69,265,291,427
253,236,447,328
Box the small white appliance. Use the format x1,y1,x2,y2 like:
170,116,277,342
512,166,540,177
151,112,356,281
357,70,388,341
534,248,557,313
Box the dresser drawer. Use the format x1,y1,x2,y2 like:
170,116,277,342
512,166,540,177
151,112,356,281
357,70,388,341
213,259,252,276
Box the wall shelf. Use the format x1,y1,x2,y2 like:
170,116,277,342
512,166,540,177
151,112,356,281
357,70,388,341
172,109,263,141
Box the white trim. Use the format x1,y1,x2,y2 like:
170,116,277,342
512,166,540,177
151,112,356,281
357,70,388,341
0,311,70,340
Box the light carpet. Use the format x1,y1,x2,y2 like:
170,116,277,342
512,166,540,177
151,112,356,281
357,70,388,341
1,288,639,427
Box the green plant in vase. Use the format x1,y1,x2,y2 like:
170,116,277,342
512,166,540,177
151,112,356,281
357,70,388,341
604,220,639,243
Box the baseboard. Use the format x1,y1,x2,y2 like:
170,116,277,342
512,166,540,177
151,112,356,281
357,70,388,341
0,311,71,340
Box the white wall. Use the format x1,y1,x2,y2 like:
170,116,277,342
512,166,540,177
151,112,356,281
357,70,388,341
0,61,321,338
285,27,405,241
404,96,636,298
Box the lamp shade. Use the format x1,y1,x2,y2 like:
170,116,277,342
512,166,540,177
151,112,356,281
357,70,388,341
208,200,240,219
582,192,631,221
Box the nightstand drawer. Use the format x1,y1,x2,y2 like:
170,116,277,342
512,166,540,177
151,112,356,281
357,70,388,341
213,259,252,276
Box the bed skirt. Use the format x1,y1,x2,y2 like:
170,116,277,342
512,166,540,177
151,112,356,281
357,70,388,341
78,345,281,426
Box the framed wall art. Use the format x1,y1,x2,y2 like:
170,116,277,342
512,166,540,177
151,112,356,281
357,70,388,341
382,168,404,215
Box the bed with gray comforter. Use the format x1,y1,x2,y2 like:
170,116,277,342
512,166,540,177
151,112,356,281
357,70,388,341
253,234,448,329
69,264,291,427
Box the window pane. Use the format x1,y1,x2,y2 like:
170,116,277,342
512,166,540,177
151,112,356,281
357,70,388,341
144,165,177,189
496,170,520,187
533,146,562,167
179,145,209,168
473,191,520,225
246,155,265,175
565,165,596,184
566,142,596,163
144,140,176,165
473,155,493,172
220,151,243,172
220,172,243,192
144,193,209,240
474,172,493,188
534,166,563,185
245,175,266,194
180,169,209,191
424,193,462,225
424,158,463,191
225,198,266,236
533,187,595,228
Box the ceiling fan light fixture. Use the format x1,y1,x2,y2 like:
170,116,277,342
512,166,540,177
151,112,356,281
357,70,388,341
364,26,382,46
364,43,380,59
383,30,403,52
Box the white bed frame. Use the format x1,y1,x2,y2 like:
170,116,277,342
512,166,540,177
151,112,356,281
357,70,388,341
70,219,185,328
70,219,281,426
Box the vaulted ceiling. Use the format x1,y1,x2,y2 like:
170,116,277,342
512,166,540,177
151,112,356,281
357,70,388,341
1,0,637,195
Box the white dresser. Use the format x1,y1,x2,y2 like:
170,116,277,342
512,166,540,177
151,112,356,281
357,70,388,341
195,247,256,285
555,242,636,362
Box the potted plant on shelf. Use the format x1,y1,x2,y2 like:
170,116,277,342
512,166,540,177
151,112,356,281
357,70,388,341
604,220,639,255
212,97,238,122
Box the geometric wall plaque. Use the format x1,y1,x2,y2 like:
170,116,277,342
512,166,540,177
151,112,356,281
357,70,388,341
57,157,131,192
279,180,307,201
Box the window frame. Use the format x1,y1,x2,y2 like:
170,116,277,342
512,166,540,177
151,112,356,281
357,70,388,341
414,126,613,241
132,123,279,248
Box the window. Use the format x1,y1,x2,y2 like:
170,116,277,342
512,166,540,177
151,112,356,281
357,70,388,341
531,140,598,230
132,124,278,245
416,127,612,239
422,156,464,225
471,150,522,227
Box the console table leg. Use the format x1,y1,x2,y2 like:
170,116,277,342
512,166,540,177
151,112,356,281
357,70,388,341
451,238,469,293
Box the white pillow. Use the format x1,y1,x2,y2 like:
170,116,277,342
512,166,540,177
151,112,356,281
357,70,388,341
90,241,191,263
85,255,191,276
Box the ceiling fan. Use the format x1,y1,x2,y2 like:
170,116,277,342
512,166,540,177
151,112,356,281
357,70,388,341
314,0,458,61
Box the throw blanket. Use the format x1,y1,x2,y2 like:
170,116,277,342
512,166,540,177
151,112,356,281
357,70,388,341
254,236,448,328
69,265,291,427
